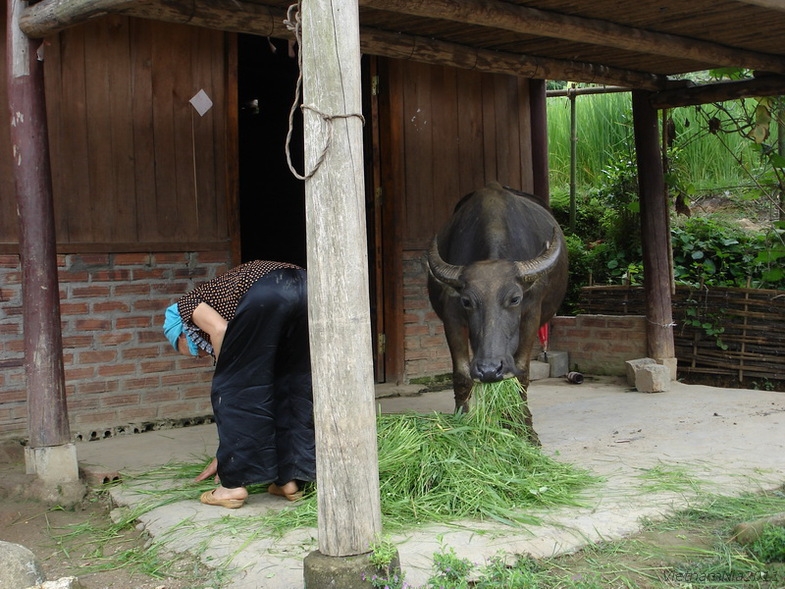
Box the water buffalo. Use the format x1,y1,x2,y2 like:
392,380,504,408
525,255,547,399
426,182,568,444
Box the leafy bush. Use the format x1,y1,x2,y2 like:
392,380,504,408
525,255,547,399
672,217,784,289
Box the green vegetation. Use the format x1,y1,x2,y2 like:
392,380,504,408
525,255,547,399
368,487,785,589
546,87,785,313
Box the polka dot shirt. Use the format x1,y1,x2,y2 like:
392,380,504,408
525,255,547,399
177,260,301,355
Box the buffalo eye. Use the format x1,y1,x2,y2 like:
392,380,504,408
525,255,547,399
460,296,473,310
508,294,522,307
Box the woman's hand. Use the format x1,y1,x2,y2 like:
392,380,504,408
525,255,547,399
195,457,219,483
191,302,228,360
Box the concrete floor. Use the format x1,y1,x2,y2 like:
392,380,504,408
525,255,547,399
76,375,785,588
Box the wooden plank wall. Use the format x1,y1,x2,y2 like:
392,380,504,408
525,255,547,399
390,59,534,249
0,16,229,252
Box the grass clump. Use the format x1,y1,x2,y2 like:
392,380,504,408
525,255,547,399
375,378,596,529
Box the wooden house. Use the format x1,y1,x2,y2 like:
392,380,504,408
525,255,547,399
3,0,785,443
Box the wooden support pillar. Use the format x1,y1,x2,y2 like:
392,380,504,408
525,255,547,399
528,78,549,204
7,1,79,493
631,90,677,375
7,0,72,449
299,0,384,583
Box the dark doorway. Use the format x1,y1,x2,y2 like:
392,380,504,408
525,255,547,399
238,35,306,267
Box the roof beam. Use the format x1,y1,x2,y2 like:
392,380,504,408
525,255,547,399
360,0,785,75
649,75,785,109
20,0,664,89
733,0,785,12
362,27,664,90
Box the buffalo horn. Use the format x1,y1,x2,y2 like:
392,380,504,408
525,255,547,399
427,237,464,288
515,227,562,283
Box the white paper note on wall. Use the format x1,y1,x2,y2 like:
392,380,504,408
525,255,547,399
189,89,213,117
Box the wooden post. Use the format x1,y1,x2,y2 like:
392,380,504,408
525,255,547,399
299,0,383,569
631,90,676,374
7,0,78,486
568,85,577,232
528,78,549,204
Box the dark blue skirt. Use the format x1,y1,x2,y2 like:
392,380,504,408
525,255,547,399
211,267,315,488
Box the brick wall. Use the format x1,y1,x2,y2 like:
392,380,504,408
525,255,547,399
402,249,452,380
0,251,231,442
549,315,647,376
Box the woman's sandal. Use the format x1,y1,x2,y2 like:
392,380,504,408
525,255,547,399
267,483,303,502
200,490,245,509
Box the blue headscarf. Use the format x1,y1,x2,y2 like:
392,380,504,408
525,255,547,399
163,303,199,356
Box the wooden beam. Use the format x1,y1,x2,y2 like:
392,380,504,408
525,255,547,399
649,75,785,109
360,27,664,90
360,0,785,75
733,0,785,12
19,0,290,38
20,0,664,89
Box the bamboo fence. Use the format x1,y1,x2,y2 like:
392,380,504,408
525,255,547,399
579,284,785,383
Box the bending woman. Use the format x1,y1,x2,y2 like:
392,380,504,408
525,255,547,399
163,260,314,508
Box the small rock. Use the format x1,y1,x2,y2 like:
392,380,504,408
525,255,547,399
0,540,46,588
29,577,84,589
732,512,785,545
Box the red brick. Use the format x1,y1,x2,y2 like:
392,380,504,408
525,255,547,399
116,316,151,329
79,350,118,364
91,269,131,282
114,283,152,296
72,285,111,298
69,254,110,267
65,366,96,380
97,364,136,377
92,301,131,313
121,347,161,360
98,333,134,346
124,377,161,390
0,255,21,267
60,302,90,315
76,318,112,331
143,390,181,403
102,393,142,407
140,359,177,373
113,253,152,265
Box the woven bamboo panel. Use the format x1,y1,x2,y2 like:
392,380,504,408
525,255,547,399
579,285,785,382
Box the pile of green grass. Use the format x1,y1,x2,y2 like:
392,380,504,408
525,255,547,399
376,378,594,529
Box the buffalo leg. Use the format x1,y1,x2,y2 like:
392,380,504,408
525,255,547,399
452,371,474,414
518,382,541,447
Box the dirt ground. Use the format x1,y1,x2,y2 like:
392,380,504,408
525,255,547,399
0,444,217,589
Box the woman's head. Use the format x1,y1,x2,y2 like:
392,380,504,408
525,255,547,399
163,303,199,356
